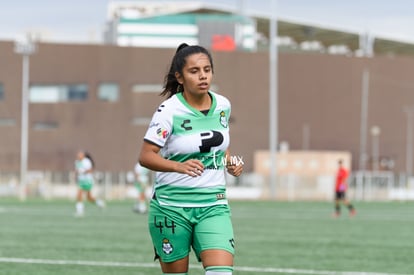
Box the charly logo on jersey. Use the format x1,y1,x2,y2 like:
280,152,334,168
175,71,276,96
157,104,165,112
229,238,235,248
162,238,173,254
156,127,169,139
181,119,192,131
219,111,228,128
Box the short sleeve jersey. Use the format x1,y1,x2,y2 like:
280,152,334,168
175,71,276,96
335,167,348,192
143,91,231,207
75,157,94,182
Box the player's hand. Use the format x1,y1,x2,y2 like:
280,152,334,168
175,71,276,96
226,163,243,177
178,159,204,177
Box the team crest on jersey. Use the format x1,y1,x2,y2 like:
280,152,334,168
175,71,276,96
162,238,173,254
156,127,169,139
219,111,228,128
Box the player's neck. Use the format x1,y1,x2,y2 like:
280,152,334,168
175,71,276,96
183,92,211,110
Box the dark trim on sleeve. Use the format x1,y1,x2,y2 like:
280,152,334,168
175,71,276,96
143,138,163,148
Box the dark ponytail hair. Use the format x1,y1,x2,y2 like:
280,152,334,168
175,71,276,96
84,151,95,169
160,43,214,98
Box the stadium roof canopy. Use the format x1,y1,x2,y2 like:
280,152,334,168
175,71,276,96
108,1,414,56
258,18,414,56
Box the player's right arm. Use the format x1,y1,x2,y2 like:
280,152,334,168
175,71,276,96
138,141,203,177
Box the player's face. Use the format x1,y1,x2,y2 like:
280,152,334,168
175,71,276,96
176,53,212,97
77,151,84,160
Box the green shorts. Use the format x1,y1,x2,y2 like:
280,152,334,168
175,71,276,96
78,179,93,191
148,199,235,263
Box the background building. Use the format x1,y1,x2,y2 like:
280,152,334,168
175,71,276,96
105,6,256,51
2,1,414,182
1,41,414,176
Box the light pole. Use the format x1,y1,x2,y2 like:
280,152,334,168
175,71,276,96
404,107,414,178
14,36,36,201
359,69,370,171
370,125,381,171
269,0,278,198
302,123,310,150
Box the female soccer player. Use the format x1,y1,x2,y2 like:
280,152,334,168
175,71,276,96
133,161,150,214
74,150,104,216
139,43,243,275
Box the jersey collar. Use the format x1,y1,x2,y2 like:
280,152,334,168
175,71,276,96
177,91,217,117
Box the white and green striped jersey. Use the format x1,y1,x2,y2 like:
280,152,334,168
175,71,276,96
144,91,231,207
75,158,94,182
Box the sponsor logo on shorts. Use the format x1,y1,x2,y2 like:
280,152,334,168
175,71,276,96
216,193,226,200
162,238,173,254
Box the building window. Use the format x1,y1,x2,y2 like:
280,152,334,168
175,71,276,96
131,117,151,126
98,83,119,102
68,84,88,101
30,84,88,103
0,83,4,100
0,118,15,126
210,84,219,92
33,121,58,130
131,83,219,93
132,84,163,93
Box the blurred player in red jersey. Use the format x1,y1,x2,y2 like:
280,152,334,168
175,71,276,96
334,159,356,217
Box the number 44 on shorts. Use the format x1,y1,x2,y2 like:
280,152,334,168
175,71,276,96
154,216,176,234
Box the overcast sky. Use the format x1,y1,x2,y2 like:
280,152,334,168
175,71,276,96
1,0,414,44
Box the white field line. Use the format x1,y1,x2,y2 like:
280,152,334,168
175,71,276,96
0,257,408,275
0,257,157,268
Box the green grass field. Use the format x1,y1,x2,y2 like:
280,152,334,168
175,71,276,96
0,199,413,275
